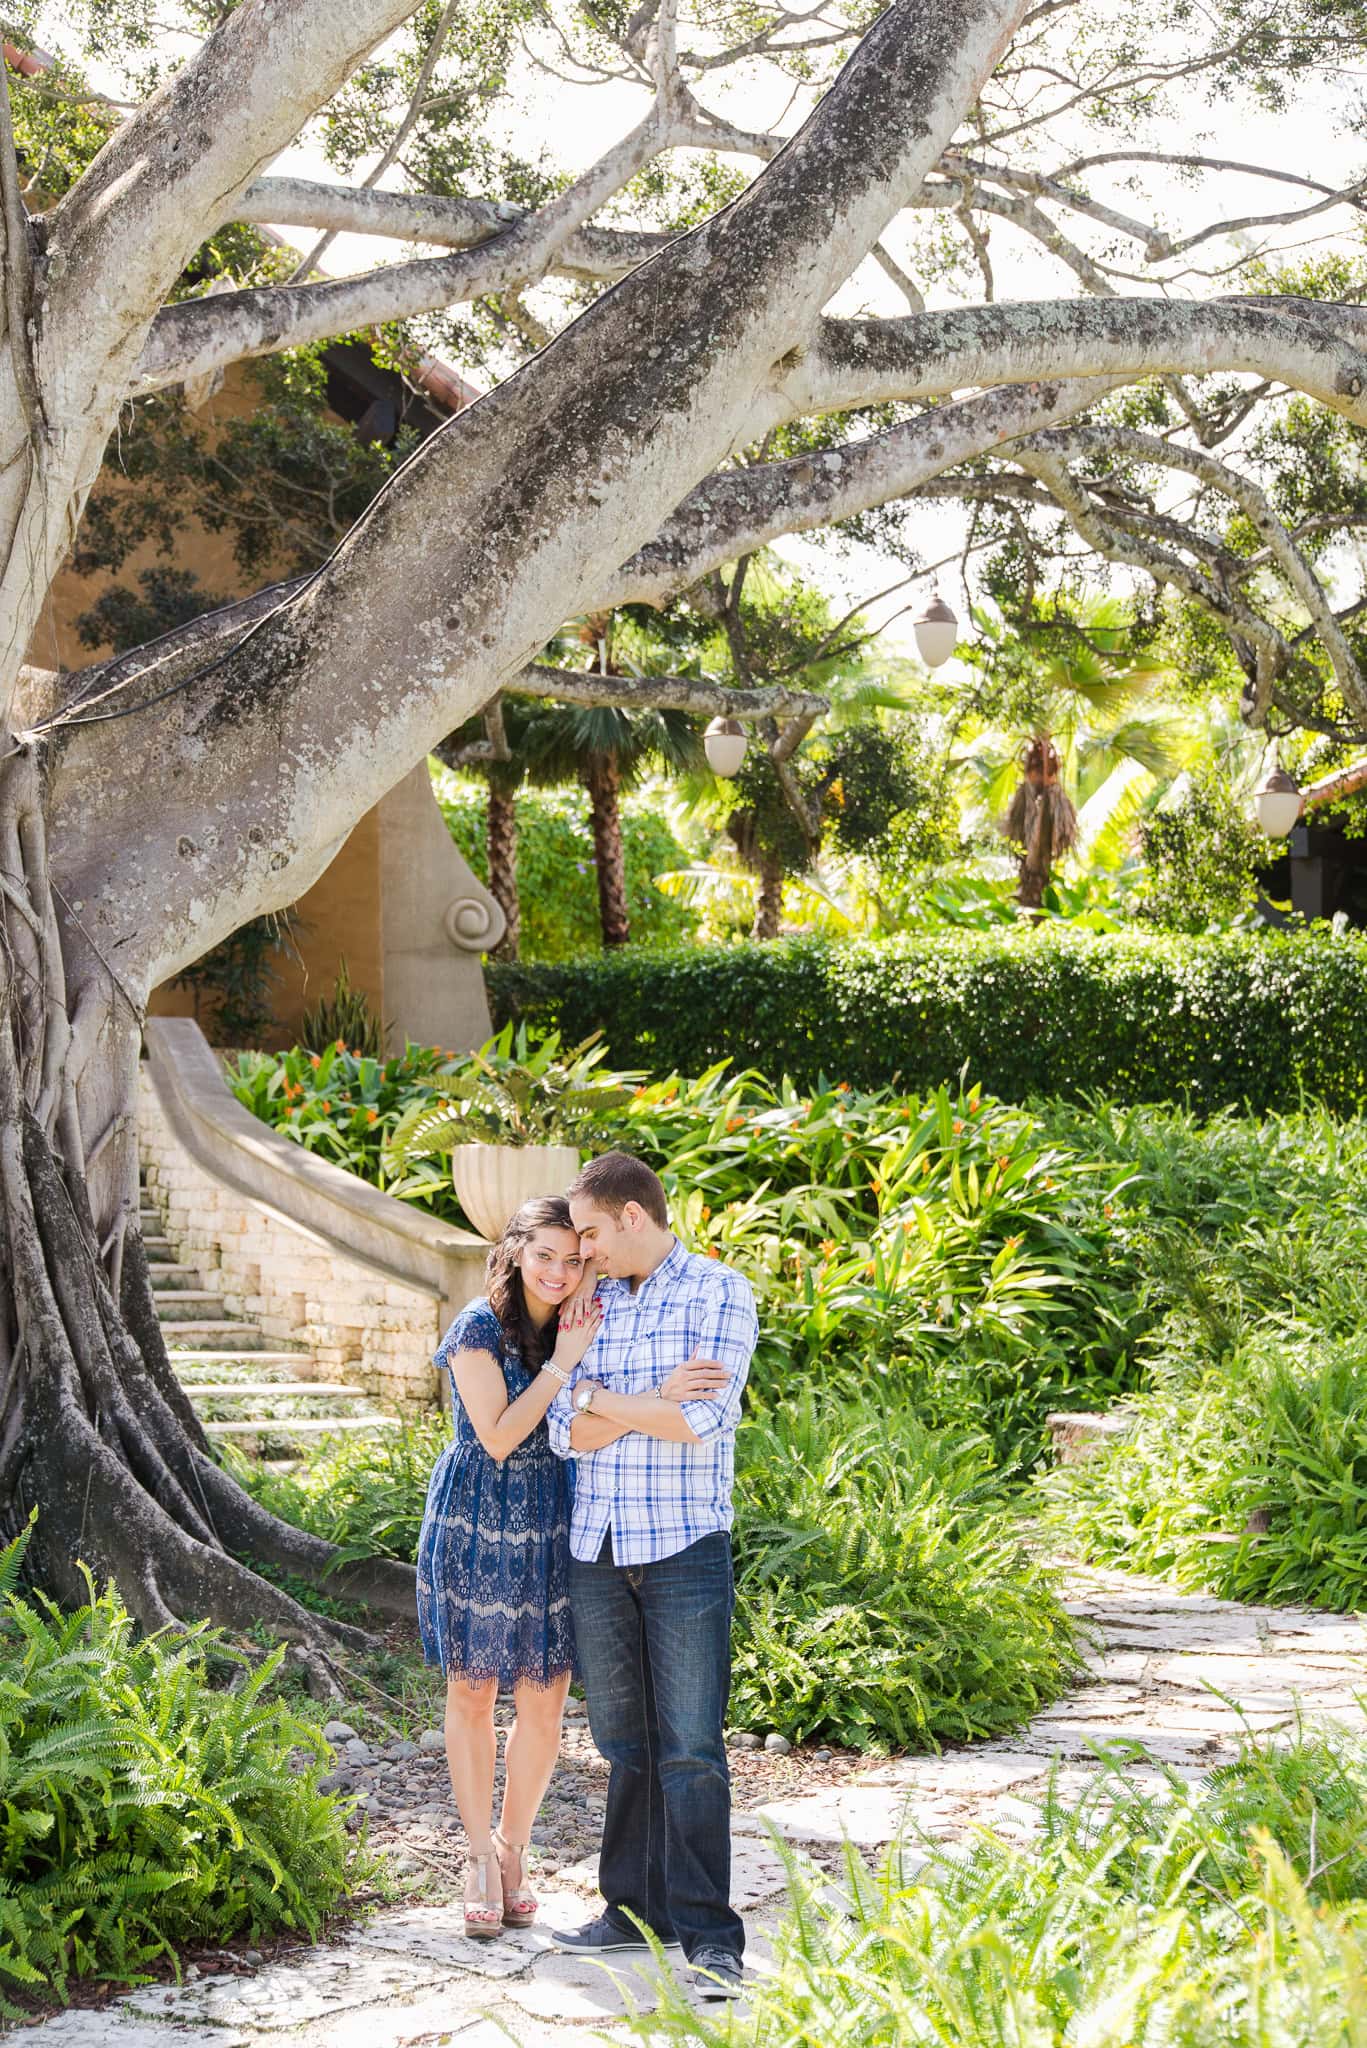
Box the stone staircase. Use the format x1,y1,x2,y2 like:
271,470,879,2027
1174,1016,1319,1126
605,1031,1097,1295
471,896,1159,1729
142,1178,401,1458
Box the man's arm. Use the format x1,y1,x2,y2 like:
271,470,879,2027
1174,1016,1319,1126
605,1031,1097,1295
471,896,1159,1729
549,1367,631,1457
675,1275,758,1442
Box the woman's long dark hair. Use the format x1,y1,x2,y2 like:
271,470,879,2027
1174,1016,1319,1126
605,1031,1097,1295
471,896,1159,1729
485,1195,578,1367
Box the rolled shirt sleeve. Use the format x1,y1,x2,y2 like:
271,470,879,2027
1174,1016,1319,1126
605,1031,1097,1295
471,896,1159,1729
678,1271,758,1443
545,1368,582,1460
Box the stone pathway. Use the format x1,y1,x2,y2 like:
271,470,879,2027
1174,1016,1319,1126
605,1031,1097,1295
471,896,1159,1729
18,1563,1367,2045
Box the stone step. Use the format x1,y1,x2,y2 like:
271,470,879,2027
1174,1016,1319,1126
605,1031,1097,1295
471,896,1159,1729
168,1349,309,1366
143,1236,174,1259
158,1321,280,1347
147,1263,205,1290
185,1380,369,1402
202,1416,402,1440
155,1291,235,1320
1045,1410,1134,1464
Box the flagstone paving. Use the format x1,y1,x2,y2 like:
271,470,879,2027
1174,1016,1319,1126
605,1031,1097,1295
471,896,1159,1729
16,1563,1367,2045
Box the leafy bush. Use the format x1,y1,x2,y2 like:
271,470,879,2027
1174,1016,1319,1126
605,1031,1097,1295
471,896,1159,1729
643,1731,1367,2048
434,772,699,958
489,927,1367,1113
235,1403,1079,1753
0,1527,358,2008
225,1037,472,1227
1035,1330,1367,1608
732,1403,1080,1748
1032,1098,1367,1607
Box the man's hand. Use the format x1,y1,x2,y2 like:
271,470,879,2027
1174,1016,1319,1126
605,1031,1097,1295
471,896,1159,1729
660,1352,731,1403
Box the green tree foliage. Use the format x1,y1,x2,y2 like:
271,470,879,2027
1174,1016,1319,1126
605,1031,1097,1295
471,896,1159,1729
433,773,698,958
1138,770,1273,930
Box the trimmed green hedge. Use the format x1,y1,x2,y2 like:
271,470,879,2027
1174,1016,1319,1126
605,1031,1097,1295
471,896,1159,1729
487,929,1367,1112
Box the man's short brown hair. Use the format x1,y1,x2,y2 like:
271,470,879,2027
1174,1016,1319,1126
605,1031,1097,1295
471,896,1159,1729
569,1150,669,1228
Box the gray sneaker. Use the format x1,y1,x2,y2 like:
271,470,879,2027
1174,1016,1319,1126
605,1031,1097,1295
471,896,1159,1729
688,1948,744,2001
552,1914,682,1954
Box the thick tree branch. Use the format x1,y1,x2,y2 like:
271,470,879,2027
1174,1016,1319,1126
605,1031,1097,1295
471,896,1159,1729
135,96,678,395
54,0,1032,993
239,176,668,280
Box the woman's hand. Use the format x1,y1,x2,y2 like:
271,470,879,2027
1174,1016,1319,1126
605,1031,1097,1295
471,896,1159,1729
551,1279,603,1370
659,1352,731,1403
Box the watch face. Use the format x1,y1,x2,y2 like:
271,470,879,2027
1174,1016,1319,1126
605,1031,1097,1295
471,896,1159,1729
575,1384,593,1412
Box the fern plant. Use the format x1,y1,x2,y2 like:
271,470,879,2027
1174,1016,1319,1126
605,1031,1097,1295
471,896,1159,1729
0,1525,363,2010
384,1021,640,1160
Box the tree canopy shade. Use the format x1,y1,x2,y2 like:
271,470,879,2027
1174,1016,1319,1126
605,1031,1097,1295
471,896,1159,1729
6,0,1367,1633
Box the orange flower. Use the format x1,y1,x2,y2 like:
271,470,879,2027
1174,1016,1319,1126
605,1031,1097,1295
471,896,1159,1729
335,1038,346,1052
863,1261,876,1277
967,1099,980,1115
870,1177,881,1193
1103,1201,1114,1217
997,1155,1010,1170
1042,1176,1055,1190
820,1239,837,1256
310,1053,322,1069
367,1107,379,1125
320,1100,332,1112
836,1082,850,1094
706,1245,719,1259
952,1118,965,1135
701,1205,711,1220
921,1156,932,1174
726,1117,745,1132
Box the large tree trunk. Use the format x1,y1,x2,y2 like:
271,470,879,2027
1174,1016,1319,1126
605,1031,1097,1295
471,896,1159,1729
486,782,520,962
583,754,630,948
752,853,784,940
0,753,417,1642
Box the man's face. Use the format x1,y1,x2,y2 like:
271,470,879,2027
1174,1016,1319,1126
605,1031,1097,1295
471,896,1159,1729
569,1196,637,1278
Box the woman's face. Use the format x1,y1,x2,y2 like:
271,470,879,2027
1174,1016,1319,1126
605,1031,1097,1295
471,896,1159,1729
517,1226,586,1313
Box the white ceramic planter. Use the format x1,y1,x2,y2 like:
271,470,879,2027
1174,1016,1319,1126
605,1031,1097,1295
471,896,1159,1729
450,1143,582,1242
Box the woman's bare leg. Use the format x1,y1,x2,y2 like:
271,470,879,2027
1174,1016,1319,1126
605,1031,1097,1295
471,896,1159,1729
498,1671,572,1891
445,1674,501,1911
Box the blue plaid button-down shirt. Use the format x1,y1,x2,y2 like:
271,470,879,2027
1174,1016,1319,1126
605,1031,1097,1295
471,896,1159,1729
546,1239,758,1565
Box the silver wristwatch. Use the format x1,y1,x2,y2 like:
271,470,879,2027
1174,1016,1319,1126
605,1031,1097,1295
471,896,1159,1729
574,1381,597,1414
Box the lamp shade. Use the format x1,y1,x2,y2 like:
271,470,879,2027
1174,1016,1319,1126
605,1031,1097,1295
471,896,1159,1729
1253,765,1302,839
913,593,959,669
704,716,748,777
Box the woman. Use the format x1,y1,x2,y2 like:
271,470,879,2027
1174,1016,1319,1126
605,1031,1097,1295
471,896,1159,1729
416,1195,600,1937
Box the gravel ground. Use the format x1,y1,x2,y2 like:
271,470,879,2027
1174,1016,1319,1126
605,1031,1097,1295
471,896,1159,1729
323,1691,869,1900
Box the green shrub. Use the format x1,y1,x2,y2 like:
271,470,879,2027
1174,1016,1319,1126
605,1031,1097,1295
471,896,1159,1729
732,1402,1081,1749
434,773,699,958
236,1402,1079,1752
642,1732,1367,2048
1036,1326,1367,1608
489,927,1367,1113
0,1528,358,2008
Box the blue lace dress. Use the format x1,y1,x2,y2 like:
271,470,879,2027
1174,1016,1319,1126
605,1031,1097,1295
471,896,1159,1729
416,1299,576,1689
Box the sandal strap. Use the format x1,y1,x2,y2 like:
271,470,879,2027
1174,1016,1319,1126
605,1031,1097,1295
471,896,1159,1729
493,1826,528,1852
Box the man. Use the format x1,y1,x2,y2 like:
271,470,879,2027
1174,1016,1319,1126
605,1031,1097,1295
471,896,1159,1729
545,1150,757,2002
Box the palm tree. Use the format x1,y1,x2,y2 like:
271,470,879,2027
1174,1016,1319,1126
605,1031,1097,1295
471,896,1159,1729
522,615,704,947
956,597,1189,909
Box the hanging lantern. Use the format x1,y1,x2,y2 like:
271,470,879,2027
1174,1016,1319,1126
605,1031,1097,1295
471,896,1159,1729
1253,763,1302,839
704,716,748,777
913,592,959,669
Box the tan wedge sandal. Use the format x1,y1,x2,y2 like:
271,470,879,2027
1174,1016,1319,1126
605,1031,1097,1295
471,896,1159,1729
464,1847,504,1939
493,1826,537,1928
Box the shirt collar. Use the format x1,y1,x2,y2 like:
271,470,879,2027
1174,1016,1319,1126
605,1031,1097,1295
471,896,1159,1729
600,1235,687,1297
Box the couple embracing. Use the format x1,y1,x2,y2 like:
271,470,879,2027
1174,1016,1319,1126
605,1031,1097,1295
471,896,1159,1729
414,1149,757,2002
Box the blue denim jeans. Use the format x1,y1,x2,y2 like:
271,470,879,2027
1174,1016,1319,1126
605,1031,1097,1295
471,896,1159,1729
569,1530,743,1962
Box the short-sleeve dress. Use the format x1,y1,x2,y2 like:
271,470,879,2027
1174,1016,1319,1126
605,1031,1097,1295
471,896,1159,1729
416,1299,576,1689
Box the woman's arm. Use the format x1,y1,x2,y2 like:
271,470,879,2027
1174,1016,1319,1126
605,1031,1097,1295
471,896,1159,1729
451,1296,602,1463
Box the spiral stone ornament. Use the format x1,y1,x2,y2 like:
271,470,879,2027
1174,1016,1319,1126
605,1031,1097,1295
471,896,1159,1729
443,892,507,953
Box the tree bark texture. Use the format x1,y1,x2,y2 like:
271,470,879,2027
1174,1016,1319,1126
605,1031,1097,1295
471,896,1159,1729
583,754,631,948
752,854,784,941
486,782,521,962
